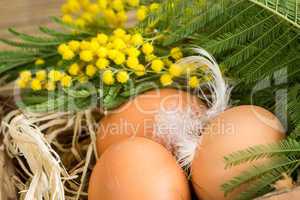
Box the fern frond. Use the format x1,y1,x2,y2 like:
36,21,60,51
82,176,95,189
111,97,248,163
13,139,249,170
120,81,158,97
51,17,95,36
164,0,255,45
233,171,282,200
0,18,91,76
0,60,35,74
246,49,299,83
237,29,299,82
0,51,57,75
21,93,94,113
163,2,227,45
208,3,258,37
20,95,66,113
289,86,300,123
223,19,284,68
232,158,300,200
292,125,300,138
0,38,52,49
39,26,89,40
0,50,39,61
139,0,178,30
203,13,274,55
248,0,300,28
288,86,300,138
63,88,94,98
8,28,67,44
222,156,299,195
224,139,300,167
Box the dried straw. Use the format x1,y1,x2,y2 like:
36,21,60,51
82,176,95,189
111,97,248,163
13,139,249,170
0,109,101,200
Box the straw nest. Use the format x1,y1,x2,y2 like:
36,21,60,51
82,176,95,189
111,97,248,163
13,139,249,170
0,87,101,199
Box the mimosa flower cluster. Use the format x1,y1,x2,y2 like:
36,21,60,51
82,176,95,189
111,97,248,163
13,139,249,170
61,0,160,28
16,28,201,91
17,66,72,91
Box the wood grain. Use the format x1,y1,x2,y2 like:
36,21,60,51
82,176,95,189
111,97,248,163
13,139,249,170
0,0,64,49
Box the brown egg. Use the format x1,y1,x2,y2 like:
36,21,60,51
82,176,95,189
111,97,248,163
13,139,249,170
191,105,285,200
88,137,191,200
97,88,207,154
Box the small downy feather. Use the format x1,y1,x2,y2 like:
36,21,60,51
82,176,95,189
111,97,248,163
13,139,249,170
155,47,231,168
154,107,204,169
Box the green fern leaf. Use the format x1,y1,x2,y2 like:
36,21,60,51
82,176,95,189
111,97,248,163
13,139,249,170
0,51,57,75
244,49,298,83
292,125,300,138
288,86,300,138
204,13,274,55
39,26,75,38
237,29,299,82
17,95,64,112
121,81,158,97
289,86,300,123
223,19,284,68
163,2,225,45
63,88,95,98
208,3,258,37
8,28,67,44
232,158,300,200
164,0,249,45
39,26,89,40
51,17,95,36
224,139,300,167
233,171,282,200
222,156,299,195
22,94,94,113
0,60,35,74
248,0,300,28
0,38,56,49
0,50,39,61
139,0,177,30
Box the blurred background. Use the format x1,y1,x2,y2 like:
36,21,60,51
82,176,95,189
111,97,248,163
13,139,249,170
0,0,64,49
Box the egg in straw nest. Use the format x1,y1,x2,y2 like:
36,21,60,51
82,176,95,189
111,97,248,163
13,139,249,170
0,0,298,200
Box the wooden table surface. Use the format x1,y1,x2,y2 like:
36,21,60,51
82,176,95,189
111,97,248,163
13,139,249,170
0,0,64,49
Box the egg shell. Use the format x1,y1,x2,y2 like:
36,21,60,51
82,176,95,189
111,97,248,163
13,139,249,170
97,88,207,154
191,105,285,200
88,137,191,200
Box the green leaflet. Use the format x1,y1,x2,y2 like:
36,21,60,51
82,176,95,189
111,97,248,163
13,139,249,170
233,171,282,200
121,81,158,97
0,38,55,49
203,13,274,55
0,60,35,74
64,88,95,98
222,156,299,195
289,86,300,139
17,95,65,113
21,94,95,113
51,17,95,36
163,0,246,45
223,20,284,68
237,30,299,81
249,0,300,28
8,28,68,44
0,50,39,59
0,17,90,76
224,139,300,167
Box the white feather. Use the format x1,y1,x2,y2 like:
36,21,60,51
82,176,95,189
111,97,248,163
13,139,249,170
177,47,231,118
157,47,231,168
154,107,204,168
